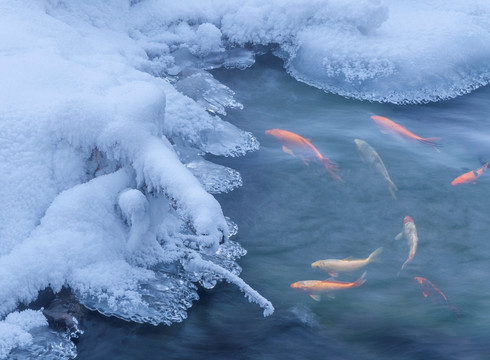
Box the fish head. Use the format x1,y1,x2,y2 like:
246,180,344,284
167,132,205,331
451,178,461,186
311,261,323,269
370,115,387,124
404,216,414,225
354,139,365,149
290,281,309,291
265,129,280,137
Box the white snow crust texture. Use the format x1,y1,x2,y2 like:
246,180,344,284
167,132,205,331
133,0,490,104
0,0,488,358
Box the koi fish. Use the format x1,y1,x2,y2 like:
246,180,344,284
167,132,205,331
414,277,458,318
451,162,488,186
265,129,342,181
396,216,418,275
354,139,398,199
290,272,366,301
370,115,440,151
311,248,382,277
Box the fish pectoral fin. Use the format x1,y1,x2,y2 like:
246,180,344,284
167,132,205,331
282,145,296,157
395,232,403,241
328,272,338,278
309,294,321,302
301,158,310,166
326,293,336,300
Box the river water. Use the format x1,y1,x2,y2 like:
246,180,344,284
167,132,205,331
77,54,490,359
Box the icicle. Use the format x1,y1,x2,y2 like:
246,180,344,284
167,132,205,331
184,254,274,317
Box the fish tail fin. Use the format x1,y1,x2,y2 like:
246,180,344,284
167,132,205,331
387,179,398,200
354,272,367,287
397,257,411,276
367,247,383,263
450,305,459,319
320,158,343,182
477,156,488,167
419,137,441,152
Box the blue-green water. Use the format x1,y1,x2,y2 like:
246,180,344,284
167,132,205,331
77,54,490,359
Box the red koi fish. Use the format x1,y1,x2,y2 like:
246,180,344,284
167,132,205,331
414,277,458,318
290,272,366,301
451,162,488,186
396,216,418,276
265,129,342,181
370,115,440,151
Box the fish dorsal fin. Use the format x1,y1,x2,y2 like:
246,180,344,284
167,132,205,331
325,277,337,282
309,294,321,301
343,256,353,261
395,232,403,241
328,272,338,278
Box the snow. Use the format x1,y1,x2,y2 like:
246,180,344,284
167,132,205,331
0,310,47,359
0,0,488,357
0,310,76,359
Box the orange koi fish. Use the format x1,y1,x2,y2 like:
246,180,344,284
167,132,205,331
396,216,418,276
290,272,366,301
414,277,458,318
265,129,342,181
370,115,440,151
451,162,488,186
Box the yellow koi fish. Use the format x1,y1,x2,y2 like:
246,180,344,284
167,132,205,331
311,248,382,277
290,272,367,301
354,139,398,199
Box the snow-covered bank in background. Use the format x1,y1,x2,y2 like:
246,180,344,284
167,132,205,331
132,0,490,104
0,0,488,357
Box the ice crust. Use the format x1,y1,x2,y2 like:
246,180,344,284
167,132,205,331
0,0,488,357
132,0,490,103
0,310,77,360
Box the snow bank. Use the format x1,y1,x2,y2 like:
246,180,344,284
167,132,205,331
0,310,76,359
0,0,266,357
131,0,490,103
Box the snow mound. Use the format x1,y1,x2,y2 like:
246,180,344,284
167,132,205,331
134,0,490,104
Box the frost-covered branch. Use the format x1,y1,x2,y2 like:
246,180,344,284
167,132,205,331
98,122,228,252
185,254,274,317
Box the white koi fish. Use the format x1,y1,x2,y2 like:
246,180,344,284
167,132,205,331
396,216,418,275
311,248,382,277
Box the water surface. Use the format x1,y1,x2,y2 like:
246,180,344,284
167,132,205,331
77,54,490,359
